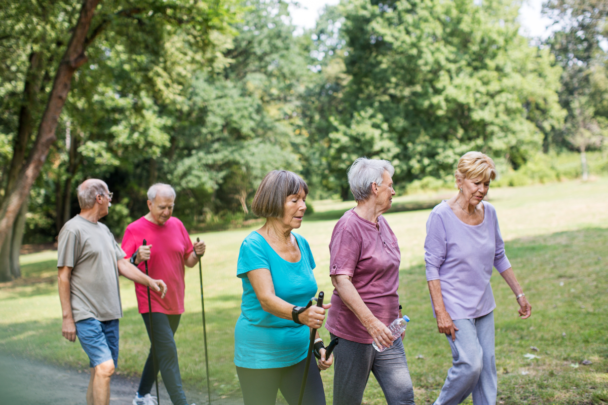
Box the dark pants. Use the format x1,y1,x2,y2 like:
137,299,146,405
139,313,188,405
236,357,326,405
331,333,415,405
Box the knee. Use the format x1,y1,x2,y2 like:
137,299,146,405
95,360,115,378
465,352,483,379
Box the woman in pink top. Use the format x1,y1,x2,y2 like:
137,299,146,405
325,158,415,405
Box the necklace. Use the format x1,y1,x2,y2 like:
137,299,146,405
455,198,477,216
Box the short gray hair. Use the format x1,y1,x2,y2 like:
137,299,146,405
147,183,176,201
348,157,395,202
77,179,108,209
251,170,308,218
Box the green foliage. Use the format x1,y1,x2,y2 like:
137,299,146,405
309,0,564,197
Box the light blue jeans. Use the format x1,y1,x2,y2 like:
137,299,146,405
434,311,496,405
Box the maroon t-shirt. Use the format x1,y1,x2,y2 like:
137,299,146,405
121,217,193,315
325,209,401,344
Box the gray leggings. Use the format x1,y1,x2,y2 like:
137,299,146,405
330,333,415,405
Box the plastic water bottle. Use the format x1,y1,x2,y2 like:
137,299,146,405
372,315,410,352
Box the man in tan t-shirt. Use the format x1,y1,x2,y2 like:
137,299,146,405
57,179,167,405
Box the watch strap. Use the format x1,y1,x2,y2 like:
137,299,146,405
130,251,138,265
292,306,305,324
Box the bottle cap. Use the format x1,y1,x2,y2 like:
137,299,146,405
403,315,410,322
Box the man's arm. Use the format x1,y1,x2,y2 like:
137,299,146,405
57,266,76,342
185,240,207,268
116,258,168,298
331,274,394,348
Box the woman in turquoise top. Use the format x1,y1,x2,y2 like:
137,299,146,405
235,170,333,405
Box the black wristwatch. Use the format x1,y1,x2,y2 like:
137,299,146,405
399,304,403,310
292,306,306,324
130,252,138,265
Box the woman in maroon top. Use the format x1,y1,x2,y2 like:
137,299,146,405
325,158,415,405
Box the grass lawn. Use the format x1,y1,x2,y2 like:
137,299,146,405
1,179,608,404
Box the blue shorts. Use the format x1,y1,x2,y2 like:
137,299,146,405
75,318,119,368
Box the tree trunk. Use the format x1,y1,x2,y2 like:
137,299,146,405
580,147,588,181
0,225,14,281
0,49,44,282
9,196,29,279
0,51,44,206
55,172,64,234
0,0,102,249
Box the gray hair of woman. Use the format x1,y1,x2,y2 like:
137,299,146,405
348,158,395,202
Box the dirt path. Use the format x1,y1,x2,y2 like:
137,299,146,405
0,352,243,405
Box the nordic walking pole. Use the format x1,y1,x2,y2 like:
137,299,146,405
197,237,212,405
298,291,324,405
143,239,161,404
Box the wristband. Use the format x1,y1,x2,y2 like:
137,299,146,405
192,250,197,258
292,306,306,324
130,252,138,265
399,304,403,310
516,293,525,300
313,339,326,360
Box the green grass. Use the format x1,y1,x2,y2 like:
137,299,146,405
1,179,608,404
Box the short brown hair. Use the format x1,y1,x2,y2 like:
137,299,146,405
251,171,309,218
455,152,497,182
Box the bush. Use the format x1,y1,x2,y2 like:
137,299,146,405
407,176,451,194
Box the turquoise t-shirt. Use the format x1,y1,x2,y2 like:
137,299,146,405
234,231,318,369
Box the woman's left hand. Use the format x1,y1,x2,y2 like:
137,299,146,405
317,348,333,371
517,296,532,319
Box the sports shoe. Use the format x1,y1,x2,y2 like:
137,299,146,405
132,393,158,405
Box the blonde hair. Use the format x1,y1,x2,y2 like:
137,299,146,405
455,152,497,183
251,170,308,218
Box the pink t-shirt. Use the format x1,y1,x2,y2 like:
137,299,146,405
121,217,193,315
325,209,401,344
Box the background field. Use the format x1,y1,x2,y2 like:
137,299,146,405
1,179,608,404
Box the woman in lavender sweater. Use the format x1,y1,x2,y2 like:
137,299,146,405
425,152,532,405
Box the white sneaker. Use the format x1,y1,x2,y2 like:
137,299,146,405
132,393,158,405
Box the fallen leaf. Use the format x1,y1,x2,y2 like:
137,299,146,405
570,363,579,368
520,370,529,375
582,360,592,365
416,354,424,359
562,332,567,337
530,346,539,352
524,353,540,360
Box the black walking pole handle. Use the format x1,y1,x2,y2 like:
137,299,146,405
324,338,339,359
143,239,149,275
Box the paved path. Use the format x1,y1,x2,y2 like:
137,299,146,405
0,352,242,405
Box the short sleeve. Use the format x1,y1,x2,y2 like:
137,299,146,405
180,222,194,256
329,228,361,277
121,227,136,258
105,226,125,260
492,209,511,273
57,230,78,268
424,210,447,281
237,236,270,278
114,240,126,261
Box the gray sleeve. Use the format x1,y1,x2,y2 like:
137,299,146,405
57,230,78,268
114,240,126,261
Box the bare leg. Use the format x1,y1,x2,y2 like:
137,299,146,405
87,368,95,405
92,359,115,405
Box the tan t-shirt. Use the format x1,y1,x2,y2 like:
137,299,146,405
57,215,125,322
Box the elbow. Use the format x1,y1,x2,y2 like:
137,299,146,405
259,298,273,313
